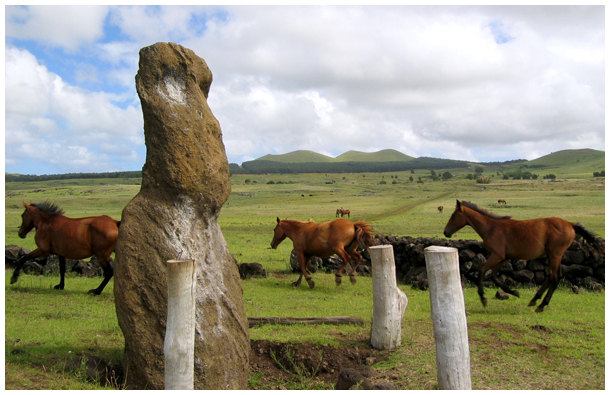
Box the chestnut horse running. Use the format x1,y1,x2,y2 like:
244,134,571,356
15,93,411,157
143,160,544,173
270,218,375,289
443,200,598,312
12,201,120,295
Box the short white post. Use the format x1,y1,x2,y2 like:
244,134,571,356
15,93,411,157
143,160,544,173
370,245,408,350
424,246,471,390
164,259,197,390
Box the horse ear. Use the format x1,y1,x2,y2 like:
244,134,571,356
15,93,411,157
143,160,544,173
456,200,461,208
23,201,29,208
276,217,280,224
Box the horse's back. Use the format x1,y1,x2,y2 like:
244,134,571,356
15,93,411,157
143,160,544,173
500,216,575,259
60,215,119,253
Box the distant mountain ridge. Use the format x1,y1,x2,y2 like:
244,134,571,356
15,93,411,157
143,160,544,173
255,149,414,163
228,148,604,175
5,149,604,180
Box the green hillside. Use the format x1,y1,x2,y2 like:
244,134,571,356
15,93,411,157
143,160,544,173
256,150,334,163
255,149,414,163
525,149,604,174
335,149,414,162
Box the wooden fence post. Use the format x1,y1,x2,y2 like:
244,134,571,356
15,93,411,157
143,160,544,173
164,259,197,390
370,245,408,350
424,246,471,390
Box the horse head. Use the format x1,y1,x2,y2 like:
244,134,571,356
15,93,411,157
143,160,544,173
443,200,468,238
270,217,288,249
18,201,36,239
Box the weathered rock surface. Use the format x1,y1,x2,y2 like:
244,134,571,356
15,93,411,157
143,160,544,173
114,42,249,390
375,234,605,291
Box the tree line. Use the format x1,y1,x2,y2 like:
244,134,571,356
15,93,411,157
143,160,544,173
229,157,471,174
5,171,142,182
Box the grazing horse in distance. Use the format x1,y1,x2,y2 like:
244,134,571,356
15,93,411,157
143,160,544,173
12,201,120,295
340,209,350,218
443,200,598,312
438,206,444,213
498,199,507,204
270,217,375,289
336,208,342,218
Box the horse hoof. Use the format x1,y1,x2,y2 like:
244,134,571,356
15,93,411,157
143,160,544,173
535,306,545,313
481,298,488,307
10,276,18,284
513,290,520,298
307,279,315,289
54,284,64,290
87,289,101,295
349,276,357,285
292,281,301,288
335,276,342,286
528,300,537,307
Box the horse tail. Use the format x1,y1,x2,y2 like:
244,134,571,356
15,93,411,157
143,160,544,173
354,221,376,250
573,222,597,245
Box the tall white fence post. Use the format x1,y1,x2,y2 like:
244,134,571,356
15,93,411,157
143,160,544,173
424,246,471,390
370,245,408,350
164,259,197,390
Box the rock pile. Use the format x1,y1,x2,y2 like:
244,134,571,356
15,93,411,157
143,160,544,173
375,234,605,291
5,245,106,278
286,234,604,292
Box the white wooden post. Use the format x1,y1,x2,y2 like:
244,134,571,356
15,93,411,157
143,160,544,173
424,246,471,390
370,245,408,350
164,259,197,390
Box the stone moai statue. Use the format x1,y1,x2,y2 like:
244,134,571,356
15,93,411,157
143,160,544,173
114,42,249,390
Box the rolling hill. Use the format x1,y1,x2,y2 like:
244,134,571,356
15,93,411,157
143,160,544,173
335,149,414,162
254,149,413,163
6,149,604,180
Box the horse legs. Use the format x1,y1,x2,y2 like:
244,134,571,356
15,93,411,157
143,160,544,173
529,255,562,313
477,254,507,307
490,268,520,298
292,252,314,289
54,256,66,290
10,248,46,284
333,249,355,286
346,247,363,285
88,255,114,295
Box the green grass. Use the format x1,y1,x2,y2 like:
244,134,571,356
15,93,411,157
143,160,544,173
4,168,605,390
5,274,122,390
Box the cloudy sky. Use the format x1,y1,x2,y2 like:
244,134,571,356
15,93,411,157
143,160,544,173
5,5,605,175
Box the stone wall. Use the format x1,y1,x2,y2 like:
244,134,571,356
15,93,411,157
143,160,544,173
293,234,604,292
374,234,605,292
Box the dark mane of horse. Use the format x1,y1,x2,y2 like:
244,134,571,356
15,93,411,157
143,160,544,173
460,201,511,220
31,201,65,215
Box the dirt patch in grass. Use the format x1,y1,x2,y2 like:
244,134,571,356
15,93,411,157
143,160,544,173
249,339,392,389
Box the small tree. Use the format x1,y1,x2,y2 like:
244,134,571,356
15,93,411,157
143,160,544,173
442,171,453,180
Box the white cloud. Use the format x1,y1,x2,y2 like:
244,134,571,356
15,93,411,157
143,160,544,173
5,46,143,174
4,5,605,173
6,5,109,51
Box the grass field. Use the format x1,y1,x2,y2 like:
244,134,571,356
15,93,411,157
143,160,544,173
4,168,605,389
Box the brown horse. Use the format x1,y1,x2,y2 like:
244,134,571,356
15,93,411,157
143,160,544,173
12,201,120,295
438,206,444,213
270,217,375,288
498,199,507,204
340,209,350,218
443,200,598,312
336,208,342,218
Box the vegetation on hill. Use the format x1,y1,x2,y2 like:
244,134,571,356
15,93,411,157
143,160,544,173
256,150,335,163
5,149,604,180
335,149,414,162
232,157,471,175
